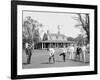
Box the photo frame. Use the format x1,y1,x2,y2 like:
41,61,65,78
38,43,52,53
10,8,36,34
11,0,97,79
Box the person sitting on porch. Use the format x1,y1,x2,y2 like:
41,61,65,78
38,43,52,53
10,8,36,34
47,48,55,63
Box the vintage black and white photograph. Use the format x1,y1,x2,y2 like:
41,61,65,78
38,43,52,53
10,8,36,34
22,11,90,69
11,1,97,79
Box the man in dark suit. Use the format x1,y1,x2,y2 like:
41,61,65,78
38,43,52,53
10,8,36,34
76,45,82,61
25,42,33,64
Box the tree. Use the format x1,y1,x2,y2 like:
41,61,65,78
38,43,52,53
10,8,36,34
23,16,43,49
33,29,40,43
73,14,90,44
74,34,85,46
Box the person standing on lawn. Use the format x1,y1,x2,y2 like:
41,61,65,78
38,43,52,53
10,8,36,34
81,44,87,63
47,48,55,63
76,45,82,61
67,44,71,60
25,42,33,64
59,46,67,62
69,44,75,60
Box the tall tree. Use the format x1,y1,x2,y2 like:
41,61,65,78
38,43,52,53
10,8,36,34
23,16,43,49
73,14,90,44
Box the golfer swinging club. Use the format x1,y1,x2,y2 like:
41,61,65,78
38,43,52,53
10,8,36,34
47,48,55,63
59,46,67,62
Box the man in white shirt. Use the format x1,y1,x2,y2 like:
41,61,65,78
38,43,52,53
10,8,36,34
69,44,75,60
47,48,55,63
81,45,87,63
67,45,71,60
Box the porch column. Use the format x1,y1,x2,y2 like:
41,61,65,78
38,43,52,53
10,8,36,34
56,43,57,48
54,43,56,48
41,43,43,49
50,43,51,48
43,43,44,48
44,43,46,48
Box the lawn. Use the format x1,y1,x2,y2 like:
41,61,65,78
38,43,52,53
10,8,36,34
22,49,89,69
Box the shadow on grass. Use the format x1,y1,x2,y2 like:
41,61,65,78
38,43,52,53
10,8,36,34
23,63,28,65
41,62,54,64
56,60,64,62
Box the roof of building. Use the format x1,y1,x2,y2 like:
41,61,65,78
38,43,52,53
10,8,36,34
48,33,66,37
47,33,67,40
40,40,74,43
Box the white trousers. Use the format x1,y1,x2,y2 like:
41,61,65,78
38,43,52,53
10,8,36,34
70,51,74,60
83,51,86,63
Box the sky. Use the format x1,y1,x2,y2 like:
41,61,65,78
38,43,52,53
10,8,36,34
23,11,82,38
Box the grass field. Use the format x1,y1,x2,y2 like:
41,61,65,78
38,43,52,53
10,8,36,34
22,49,89,69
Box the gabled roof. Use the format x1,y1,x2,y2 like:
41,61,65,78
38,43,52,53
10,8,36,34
47,33,67,40
48,33,66,37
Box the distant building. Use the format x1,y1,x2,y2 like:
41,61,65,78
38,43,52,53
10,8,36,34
34,29,74,49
